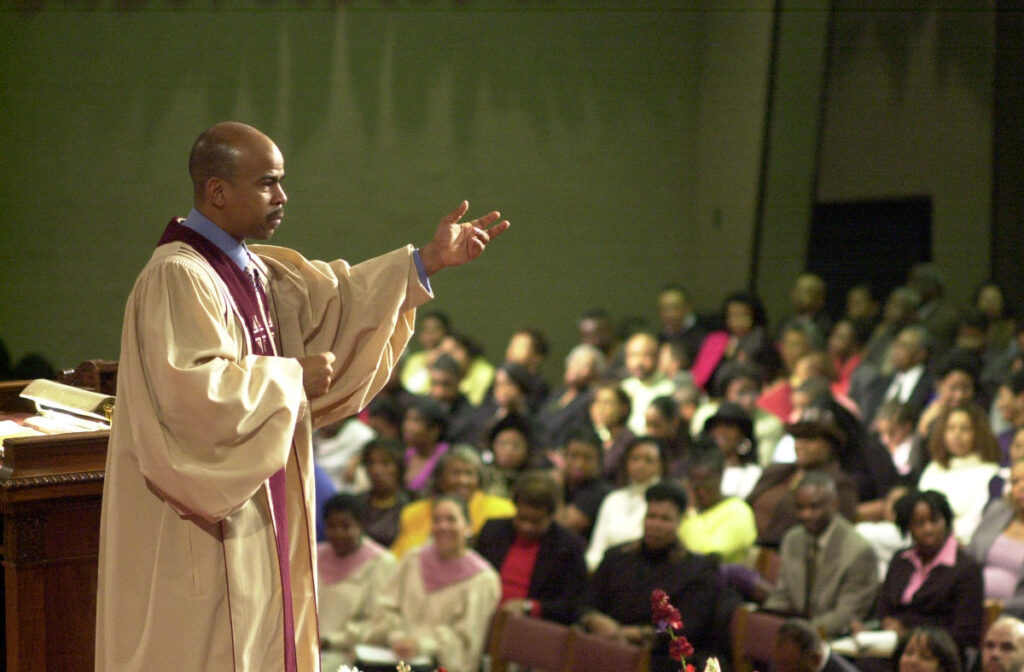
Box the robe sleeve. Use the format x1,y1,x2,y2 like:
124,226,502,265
124,252,305,523
254,244,432,429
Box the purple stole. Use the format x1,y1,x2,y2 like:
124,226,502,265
158,219,297,672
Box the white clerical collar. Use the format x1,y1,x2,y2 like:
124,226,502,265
183,208,250,271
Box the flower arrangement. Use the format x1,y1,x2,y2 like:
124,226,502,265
651,589,720,672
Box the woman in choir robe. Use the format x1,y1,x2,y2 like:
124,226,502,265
318,493,396,670
360,494,500,672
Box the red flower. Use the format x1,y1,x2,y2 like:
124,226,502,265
651,589,683,632
669,636,695,662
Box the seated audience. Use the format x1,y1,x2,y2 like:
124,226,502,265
773,618,860,672
356,438,411,548
401,397,450,498
859,285,921,376
313,414,374,493
861,325,935,428
360,495,500,672
991,426,1024,498
855,484,911,580
399,309,451,396
845,284,881,328
318,493,397,670
580,480,726,672
589,380,636,484
977,283,1017,354
390,446,516,557
691,361,785,466
875,400,927,485
701,401,762,499
363,395,403,442
426,353,477,445
621,332,677,436
776,273,833,344
678,448,757,564
502,327,551,413
576,308,623,378
762,471,878,637
534,343,605,450
968,458,1024,614
554,425,613,542
644,395,692,478
981,616,1024,672
995,370,1024,465
828,317,871,400
586,435,665,571
475,471,588,624
463,361,534,449
747,411,859,547
915,353,980,441
872,489,984,659
916,402,1001,544
657,284,707,366
758,322,822,422
894,627,962,672
481,412,548,499
437,330,494,406
691,291,773,391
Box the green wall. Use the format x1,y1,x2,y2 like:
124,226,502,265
0,1,775,376
0,1,996,382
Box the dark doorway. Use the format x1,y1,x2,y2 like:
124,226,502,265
808,196,933,320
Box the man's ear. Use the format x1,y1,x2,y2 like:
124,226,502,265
206,177,229,208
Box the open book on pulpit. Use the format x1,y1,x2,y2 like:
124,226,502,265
0,378,114,440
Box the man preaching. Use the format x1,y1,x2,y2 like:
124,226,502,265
95,121,509,671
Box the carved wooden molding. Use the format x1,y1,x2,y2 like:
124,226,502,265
0,471,105,490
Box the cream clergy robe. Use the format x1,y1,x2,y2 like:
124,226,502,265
96,239,431,672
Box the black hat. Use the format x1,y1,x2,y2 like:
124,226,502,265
787,408,846,449
704,402,755,443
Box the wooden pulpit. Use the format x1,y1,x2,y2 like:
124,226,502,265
0,360,115,672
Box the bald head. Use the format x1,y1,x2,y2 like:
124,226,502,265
187,122,287,242
984,616,1024,672
189,122,275,204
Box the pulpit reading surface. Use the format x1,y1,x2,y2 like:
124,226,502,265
0,360,114,672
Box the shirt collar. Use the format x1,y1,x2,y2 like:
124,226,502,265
812,515,840,551
183,208,250,271
901,533,958,570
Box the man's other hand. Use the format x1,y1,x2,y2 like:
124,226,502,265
298,351,335,399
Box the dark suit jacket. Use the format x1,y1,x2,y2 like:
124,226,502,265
475,518,587,624
876,544,984,655
862,367,935,426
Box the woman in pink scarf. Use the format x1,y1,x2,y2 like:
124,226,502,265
359,495,500,672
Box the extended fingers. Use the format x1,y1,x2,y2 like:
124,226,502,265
442,200,470,225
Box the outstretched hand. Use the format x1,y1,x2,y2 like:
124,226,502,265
418,200,510,276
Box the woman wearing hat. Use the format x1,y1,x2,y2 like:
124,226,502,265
702,401,762,499
746,409,859,547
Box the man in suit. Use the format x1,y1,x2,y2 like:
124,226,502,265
762,471,878,637
774,618,859,672
475,471,587,624
860,325,935,425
